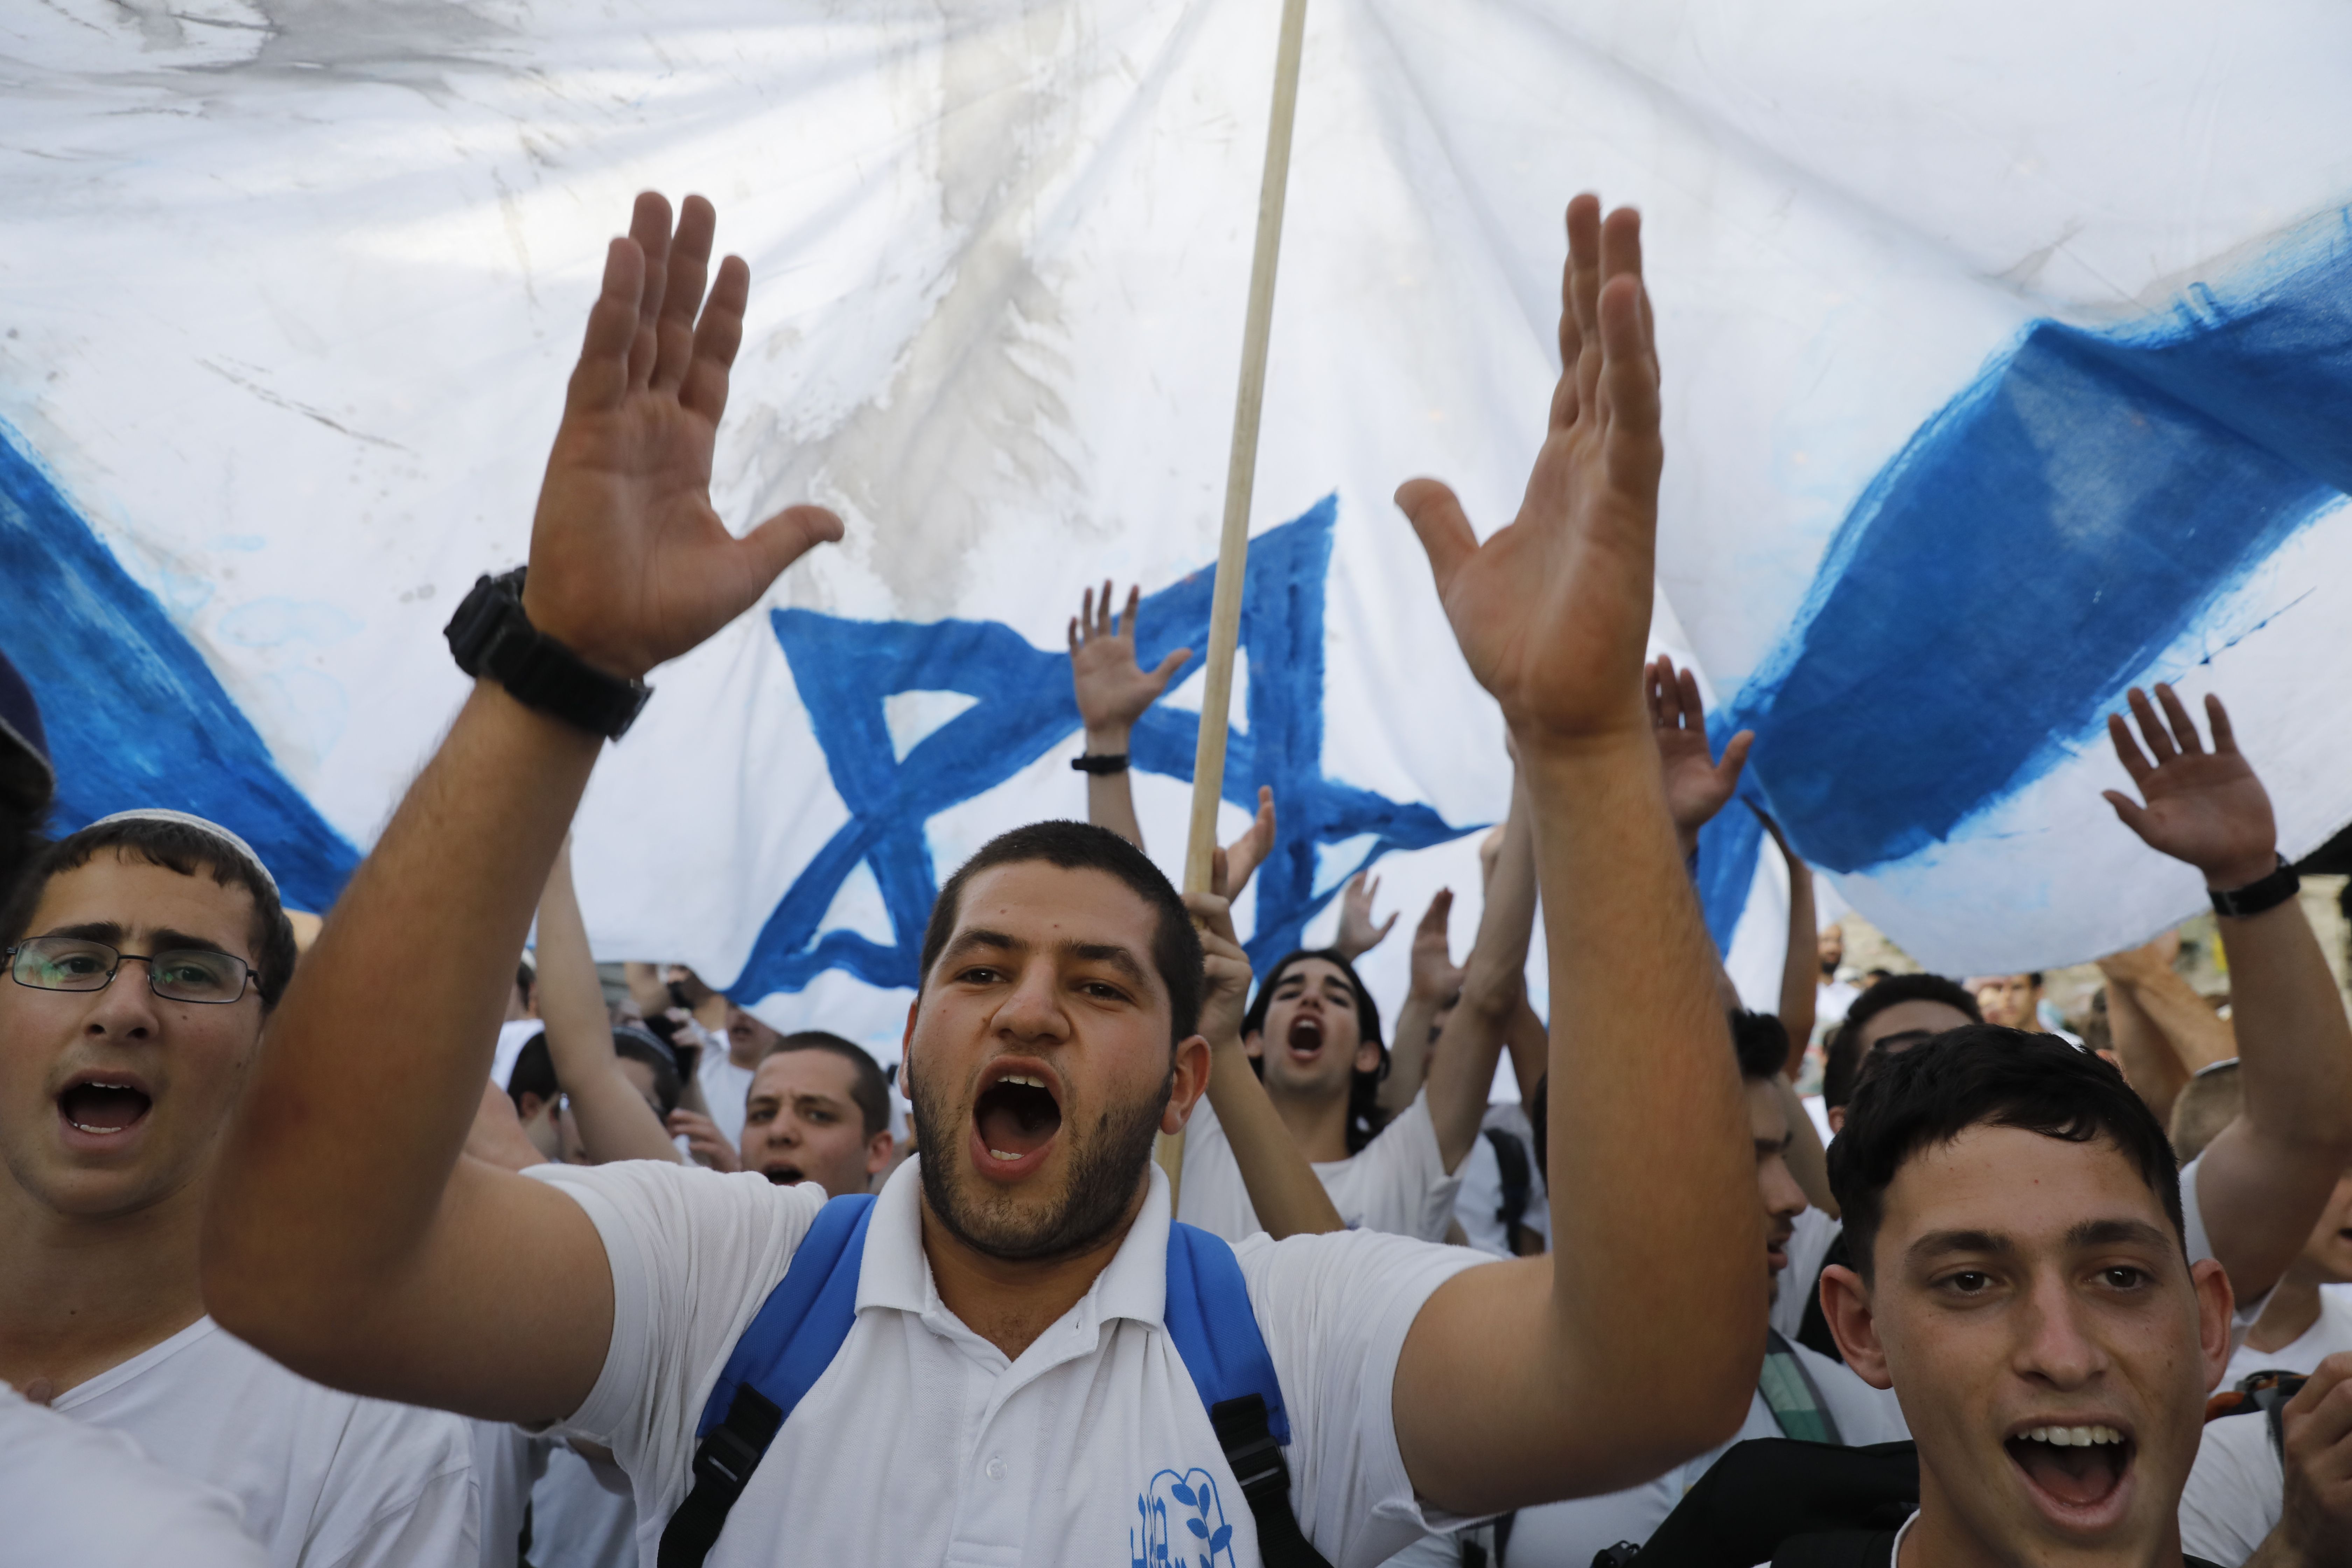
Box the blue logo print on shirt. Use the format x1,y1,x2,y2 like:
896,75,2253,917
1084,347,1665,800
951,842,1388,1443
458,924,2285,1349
1132,1468,1236,1567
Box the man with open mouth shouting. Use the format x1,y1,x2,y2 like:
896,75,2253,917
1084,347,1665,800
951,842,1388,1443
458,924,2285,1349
1815,1029,2236,1568
201,189,1767,1566
0,811,479,1566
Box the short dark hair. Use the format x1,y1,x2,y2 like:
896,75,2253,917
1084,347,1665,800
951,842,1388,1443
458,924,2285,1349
1730,1009,1790,1083
506,1032,556,1111
1823,973,1982,1110
764,1029,891,1138
918,821,1203,1046
612,1026,683,1116
509,1027,684,1119
1241,948,1390,1156
1,817,299,1010
1828,1026,2183,1282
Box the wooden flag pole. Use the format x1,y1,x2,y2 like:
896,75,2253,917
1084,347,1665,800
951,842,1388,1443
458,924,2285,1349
1154,0,1312,1204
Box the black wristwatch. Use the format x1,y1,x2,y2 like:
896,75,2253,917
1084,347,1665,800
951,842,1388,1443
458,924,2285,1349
2208,853,2300,920
444,568,651,740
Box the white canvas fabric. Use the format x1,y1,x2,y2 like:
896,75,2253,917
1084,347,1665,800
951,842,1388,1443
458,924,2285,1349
525,1154,1486,1567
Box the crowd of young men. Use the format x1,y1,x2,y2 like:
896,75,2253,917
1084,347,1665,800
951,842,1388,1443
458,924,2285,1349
4,186,2351,1568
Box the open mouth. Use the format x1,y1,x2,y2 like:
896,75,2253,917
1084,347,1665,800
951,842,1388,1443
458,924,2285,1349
761,1163,806,1186
970,1064,1062,1178
1286,1015,1325,1062
57,1077,154,1139
2005,1423,2134,1518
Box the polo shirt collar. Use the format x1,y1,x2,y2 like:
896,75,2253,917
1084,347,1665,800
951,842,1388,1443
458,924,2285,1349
856,1155,1174,1333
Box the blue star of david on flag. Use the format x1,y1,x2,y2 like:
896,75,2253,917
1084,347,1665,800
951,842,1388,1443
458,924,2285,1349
730,496,1478,999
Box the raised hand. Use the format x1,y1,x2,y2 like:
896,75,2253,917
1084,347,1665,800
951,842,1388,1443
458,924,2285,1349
1650,654,1754,857
1218,786,1278,902
665,1107,741,1172
1069,582,1191,745
1333,870,1399,961
1397,196,1661,749
2102,685,2278,890
1408,888,1462,1002
522,193,844,681
1191,861,1255,1049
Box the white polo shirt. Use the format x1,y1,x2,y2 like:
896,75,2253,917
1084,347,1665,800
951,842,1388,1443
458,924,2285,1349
1176,1090,1465,1243
528,1154,1488,1568
1,1380,266,1568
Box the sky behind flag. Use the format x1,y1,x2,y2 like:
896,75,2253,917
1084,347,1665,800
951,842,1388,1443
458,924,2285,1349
6,0,2351,1065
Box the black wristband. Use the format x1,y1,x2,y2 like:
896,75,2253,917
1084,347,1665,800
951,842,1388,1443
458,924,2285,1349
444,568,651,741
1071,752,1130,776
2209,854,2299,919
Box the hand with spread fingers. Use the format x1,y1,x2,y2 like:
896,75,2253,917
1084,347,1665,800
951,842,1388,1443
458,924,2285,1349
1069,582,1191,748
1219,786,1278,902
1649,654,1753,859
1332,871,1398,962
2102,684,2278,891
1396,195,1662,748
522,192,844,681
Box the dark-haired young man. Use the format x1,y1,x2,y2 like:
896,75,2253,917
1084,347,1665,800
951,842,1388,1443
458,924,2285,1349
0,812,478,1566
736,1031,895,1197
203,190,1768,1565
1507,1011,1908,1567
1817,1028,2234,1567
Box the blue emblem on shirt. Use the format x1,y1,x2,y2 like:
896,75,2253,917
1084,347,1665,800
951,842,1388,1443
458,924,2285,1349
1133,1466,1236,1567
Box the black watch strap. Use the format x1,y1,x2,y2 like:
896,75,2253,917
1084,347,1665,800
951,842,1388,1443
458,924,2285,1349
1071,752,1130,775
444,568,651,741
2209,854,2299,920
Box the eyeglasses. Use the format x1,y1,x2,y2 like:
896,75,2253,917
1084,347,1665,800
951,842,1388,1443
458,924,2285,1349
7,936,255,1005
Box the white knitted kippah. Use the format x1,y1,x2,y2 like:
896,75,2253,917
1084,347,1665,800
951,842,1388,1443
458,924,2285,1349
84,808,280,897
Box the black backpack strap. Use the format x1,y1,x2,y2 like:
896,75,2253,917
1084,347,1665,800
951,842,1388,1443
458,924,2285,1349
1209,1393,1335,1568
657,1386,784,1568
1770,1527,1899,1567
1485,1127,1534,1252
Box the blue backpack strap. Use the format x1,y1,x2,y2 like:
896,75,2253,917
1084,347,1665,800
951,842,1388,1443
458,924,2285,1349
1164,1222,1331,1568
657,1192,875,1568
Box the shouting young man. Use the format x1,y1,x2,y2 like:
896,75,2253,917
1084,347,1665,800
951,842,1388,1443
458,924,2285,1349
201,190,1764,1565
0,813,478,1566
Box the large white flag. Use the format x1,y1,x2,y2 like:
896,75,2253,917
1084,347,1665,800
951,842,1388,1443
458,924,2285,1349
8,1,2350,1063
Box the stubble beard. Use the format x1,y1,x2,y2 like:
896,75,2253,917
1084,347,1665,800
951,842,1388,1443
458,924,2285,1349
908,1058,1172,1264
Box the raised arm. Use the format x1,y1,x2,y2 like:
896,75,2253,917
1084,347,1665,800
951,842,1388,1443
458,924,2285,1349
2097,927,2235,1127
1069,582,1189,850
1755,810,1815,1074
1424,769,1537,1172
2104,684,2352,1302
201,193,842,1423
1382,889,1461,1115
1390,196,1761,1512
1185,855,1344,1238
536,842,684,1165
1648,653,1753,867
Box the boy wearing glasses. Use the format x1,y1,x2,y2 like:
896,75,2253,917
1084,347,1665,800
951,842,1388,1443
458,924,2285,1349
0,811,479,1567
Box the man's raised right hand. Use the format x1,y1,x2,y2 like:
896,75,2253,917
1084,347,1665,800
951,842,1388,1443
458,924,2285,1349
522,192,843,682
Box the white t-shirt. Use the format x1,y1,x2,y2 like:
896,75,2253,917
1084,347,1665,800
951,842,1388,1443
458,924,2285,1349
51,1317,478,1568
527,1154,1488,1568
2178,1406,2281,1564
1452,1103,1552,1258
0,1379,267,1567
531,1443,638,1568
2223,1284,2352,1389
1506,1341,1909,1567
697,1048,759,1152
471,1421,551,1568
1177,1090,1465,1243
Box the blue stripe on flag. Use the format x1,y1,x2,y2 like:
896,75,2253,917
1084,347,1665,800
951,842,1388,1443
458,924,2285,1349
1720,207,2352,918
0,425,359,912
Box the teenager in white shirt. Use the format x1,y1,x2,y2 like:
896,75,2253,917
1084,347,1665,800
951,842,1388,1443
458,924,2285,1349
1812,1028,2242,1568
203,188,1773,1567
0,812,479,1568
2220,1174,2352,1388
